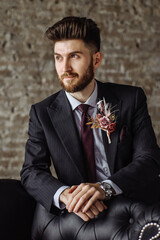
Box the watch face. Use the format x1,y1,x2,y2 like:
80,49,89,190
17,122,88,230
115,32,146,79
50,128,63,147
103,183,111,190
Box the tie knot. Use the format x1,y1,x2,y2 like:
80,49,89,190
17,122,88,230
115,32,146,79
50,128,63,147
78,104,90,113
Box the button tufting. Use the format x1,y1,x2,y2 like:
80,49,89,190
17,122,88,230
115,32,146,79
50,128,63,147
60,210,65,215
129,218,134,224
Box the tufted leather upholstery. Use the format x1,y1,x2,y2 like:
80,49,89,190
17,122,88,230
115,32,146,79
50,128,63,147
0,179,160,240
32,196,160,240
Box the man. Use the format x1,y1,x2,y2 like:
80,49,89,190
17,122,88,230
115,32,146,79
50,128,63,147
21,16,160,223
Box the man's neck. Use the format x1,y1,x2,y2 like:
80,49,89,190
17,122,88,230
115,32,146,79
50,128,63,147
69,80,95,103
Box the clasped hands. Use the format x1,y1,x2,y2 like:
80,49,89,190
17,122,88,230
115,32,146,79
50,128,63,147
60,183,107,221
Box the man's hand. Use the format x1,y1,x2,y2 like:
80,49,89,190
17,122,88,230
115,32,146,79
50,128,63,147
67,183,106,213
59,183,107,221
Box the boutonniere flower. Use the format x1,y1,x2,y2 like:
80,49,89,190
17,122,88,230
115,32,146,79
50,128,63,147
86,98,118,144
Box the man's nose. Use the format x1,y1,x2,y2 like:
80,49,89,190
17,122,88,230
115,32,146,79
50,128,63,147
62,59,72,72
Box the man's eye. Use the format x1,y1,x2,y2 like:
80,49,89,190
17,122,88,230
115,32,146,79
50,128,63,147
55,56,62,61
71,54,79,59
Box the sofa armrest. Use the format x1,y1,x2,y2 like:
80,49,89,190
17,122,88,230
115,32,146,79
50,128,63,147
32,196,160,240
0,179,36,240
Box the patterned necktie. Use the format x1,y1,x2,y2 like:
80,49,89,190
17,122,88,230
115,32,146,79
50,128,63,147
78,104,96,183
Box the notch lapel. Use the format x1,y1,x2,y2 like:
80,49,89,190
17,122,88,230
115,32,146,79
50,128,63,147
47,90,87,181
97,81,121,174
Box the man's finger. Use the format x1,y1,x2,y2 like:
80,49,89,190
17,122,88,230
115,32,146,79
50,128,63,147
84,209,95,219
100,200,108,210
82,197,107,213
67,184,91,211
71,186,97,213
94,200,107,212
69,183,88,196
75,211,90,222
82,190,102,212
89,204,99,216
67,188,92,212
68,185,77,193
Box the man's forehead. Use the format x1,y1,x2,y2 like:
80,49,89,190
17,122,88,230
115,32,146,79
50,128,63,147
54,39,89,54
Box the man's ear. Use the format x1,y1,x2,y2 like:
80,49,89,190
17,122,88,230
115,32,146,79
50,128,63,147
93,52,103,70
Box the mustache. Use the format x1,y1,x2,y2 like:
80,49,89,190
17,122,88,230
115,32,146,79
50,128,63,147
61,72,79,79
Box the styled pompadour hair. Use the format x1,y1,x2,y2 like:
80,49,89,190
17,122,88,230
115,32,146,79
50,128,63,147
45,16,101,52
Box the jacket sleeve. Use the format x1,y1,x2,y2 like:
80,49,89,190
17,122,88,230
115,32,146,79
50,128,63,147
20,105,64,212
109,87,160,203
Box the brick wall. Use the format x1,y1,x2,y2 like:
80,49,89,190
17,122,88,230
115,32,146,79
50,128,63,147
0,0,160,179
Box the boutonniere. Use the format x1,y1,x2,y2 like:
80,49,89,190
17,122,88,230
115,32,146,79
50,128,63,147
86,98,118,144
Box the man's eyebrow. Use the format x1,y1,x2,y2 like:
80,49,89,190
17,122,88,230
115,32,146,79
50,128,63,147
54,51,83,55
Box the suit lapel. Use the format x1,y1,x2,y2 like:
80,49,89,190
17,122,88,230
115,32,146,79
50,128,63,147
97,81,121,174
47,90,87,181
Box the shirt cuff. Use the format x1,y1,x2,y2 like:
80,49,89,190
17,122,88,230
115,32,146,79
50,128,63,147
102,179,123,195
53,186,69,209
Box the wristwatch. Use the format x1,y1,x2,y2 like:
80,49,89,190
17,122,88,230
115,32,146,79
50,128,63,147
98,182,115,200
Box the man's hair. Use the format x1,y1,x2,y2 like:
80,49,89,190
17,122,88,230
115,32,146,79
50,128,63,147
45,16,100,52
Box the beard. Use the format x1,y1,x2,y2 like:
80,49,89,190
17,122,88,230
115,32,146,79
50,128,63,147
58,59,94,93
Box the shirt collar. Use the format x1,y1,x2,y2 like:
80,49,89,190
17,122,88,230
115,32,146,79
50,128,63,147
65,81,98,111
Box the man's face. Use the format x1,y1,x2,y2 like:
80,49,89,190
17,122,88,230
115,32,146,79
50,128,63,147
54,39,95,93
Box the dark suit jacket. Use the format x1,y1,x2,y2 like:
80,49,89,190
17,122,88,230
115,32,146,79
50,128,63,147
21,81,160,212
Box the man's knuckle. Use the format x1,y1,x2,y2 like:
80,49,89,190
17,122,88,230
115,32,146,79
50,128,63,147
74,196,79,202
84,184,90,190
81,195,87,202
80,183,85,188
91,186,96,191
95,190,100,197
81,213,89,221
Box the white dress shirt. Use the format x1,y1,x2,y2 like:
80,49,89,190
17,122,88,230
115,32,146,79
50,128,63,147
53,82,122,208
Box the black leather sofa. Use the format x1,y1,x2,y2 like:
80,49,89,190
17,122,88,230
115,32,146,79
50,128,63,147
1,179,160,240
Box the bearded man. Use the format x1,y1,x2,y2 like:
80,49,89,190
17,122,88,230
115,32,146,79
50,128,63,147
21,17,160,227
